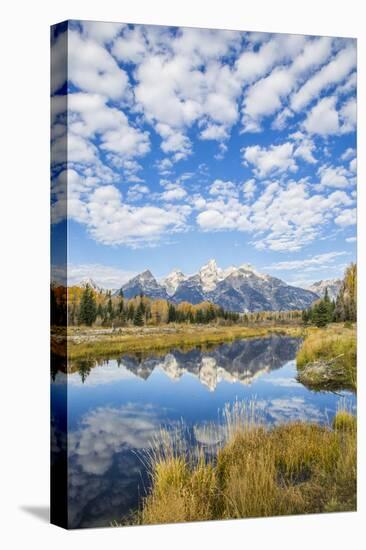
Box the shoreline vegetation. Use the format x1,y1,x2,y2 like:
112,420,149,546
65,323,356,394
130,403,356,526
53,263,357,390
66,323,304,360
296,324,356,392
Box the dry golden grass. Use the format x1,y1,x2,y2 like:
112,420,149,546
67,324,304,360
296,324,356,391
137,404,356,525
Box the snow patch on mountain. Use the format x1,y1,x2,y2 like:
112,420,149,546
307,279,342,301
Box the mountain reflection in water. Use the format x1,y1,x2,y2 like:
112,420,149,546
71,335,302,390
50,335,355,528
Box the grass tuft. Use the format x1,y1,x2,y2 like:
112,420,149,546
296,324,356,391
135,404,356,525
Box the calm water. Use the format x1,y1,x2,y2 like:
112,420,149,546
51,335,356,528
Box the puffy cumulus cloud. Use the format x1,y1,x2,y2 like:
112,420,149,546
195,179,353,252
197,199,251,232
335,208,356,226
235,33,306,84
317,164,352,188
68,30,130,100
242,67,295,131
131,27,243,156
85,185,189,246
126,184,150,202
112,25,148,63
155,157,174,175
160,183,187,202
266,251,349,271
291,132,317,164
59,182,189,247
250,184,353,251
209,179,238,198
303,95,356,136
340,97,356,133
156,123,192,160
68,93,150,159
290,43,356,112
349,158,357,174
242,142,297,178
341,147,356,161
81,21,124,44
303,96,340,135
241,36,333,131
200,124,230,141
242,179,256,199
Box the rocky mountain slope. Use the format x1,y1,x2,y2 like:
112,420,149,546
307,279,342,301
115,260,318,312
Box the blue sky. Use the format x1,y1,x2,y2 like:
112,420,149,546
51,21,357,289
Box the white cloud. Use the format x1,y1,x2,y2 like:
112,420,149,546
81,21,124,44
303,96,339,135
242,142,297,178
242,179,256,199
266,251,348,271
112,26,147,63
318,164,351,188
132,27,242,155
68,93,150,159
241,36,333,130
197,198,251,231
196,179,353,252
200,124,229,141
209,179,238,198
242,67,294,131
68,404,164,475
341,147,356,161
349,158,357,174
68,31,130,100
67,263,137,288
67,184,189,246
126,184,149,202
340,97,356,133
291,44,356,112
346,236,356,243
250,184,352,251
293,136,317,163
335,208,356,226
235,34,305,84
160,183,187,202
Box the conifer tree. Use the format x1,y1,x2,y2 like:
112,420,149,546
168,303,176,323
314,300,329,327
134,303,144,326
79,284,97,326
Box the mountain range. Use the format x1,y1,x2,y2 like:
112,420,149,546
113,259,321,312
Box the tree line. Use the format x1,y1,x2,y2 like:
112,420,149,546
302,263,357,327
74,287,241,327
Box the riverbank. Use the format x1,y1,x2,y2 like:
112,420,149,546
136,407,356,525
296,324,356,391
67,324,304,359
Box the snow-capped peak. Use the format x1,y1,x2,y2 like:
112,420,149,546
199,259,222,291
137,270,155,281
79,278,104,292
307,278,342,301
161,269,187,296
238,263,268,280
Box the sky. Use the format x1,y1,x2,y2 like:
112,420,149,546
51,21,357,289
